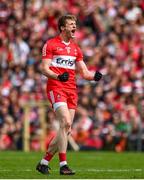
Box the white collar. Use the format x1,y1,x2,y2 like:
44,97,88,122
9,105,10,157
62,41,70,46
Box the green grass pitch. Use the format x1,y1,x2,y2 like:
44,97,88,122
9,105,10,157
0,151,144,179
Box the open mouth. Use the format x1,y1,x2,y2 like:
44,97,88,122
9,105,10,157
71,29,75,33
71,29,76,37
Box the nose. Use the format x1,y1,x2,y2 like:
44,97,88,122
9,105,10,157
73,26,76,30
73,24,76,29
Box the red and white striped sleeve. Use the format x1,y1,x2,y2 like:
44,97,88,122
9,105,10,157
42,40,53,60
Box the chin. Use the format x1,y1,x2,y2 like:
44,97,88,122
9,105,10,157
71,33,75,38
71,35,75,38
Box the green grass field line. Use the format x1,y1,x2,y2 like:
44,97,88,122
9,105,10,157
0,151,144,179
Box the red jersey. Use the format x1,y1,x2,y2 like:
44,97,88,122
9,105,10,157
42,35,83,90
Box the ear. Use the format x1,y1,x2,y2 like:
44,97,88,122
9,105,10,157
61,26,65,31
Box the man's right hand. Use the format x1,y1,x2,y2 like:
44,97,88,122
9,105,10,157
58,72,69,82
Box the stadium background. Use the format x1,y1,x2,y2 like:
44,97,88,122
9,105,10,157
0,0,144,153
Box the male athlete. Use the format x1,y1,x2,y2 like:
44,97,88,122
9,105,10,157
36,14,102,175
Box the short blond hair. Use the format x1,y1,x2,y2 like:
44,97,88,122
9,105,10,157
58,14,77,32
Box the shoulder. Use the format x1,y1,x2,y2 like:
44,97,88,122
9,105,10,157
45,36,57,45
43,36,59,51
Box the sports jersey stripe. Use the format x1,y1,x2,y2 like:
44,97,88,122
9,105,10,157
49,90,55,104
50,55,76,70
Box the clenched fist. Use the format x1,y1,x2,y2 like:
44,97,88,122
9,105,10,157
94,71,102,81
58,72,69,82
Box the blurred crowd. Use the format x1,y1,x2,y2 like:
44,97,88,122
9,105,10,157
0,0,144,152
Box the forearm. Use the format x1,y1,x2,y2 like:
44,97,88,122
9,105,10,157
77,61,102,81
83,70,102,81
77,61,95,80
42,68,58,80
82,70,94,81
41,66,69,82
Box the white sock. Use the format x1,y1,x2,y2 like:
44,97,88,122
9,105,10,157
40,159,49,166
60,161,67,167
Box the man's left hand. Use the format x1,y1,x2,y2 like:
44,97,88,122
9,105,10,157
94,71,102,81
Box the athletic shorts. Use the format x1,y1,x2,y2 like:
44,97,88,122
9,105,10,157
47,89,78,111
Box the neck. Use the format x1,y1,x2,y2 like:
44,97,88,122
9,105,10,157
60,33,70,43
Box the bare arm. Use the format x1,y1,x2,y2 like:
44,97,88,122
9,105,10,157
41,59,58,79
76,61,95,80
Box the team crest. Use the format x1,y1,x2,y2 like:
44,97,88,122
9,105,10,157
65,47,71,54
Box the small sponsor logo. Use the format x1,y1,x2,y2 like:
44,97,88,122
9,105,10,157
57,47,64,51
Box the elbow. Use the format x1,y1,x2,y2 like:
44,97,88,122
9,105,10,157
40,64,48,76
40,64,45,74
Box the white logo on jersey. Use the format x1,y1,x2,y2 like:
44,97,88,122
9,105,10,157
57,47,64,51
51,55,76,70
